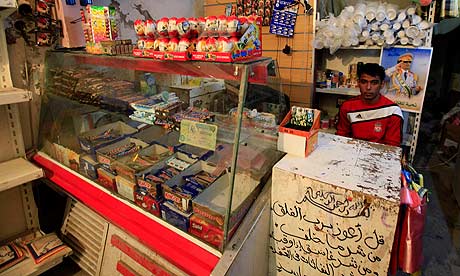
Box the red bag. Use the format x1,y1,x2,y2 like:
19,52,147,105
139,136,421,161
390,172,427,274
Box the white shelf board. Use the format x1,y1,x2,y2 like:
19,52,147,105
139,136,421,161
316,87,360,96
1,254,65,276
0,87,32,105
0,158,43,192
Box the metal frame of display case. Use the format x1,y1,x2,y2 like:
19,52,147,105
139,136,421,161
33,52,274,275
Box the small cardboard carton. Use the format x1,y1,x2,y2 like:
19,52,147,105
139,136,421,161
97,167,117,192
78,121,137,156
161,201,192,232
115,175,136,202
96,138,148,170
162,160,224,213
112,144,172,182
189,214,240,251
134,187,163,217
277,109,321,157
79,154,100,180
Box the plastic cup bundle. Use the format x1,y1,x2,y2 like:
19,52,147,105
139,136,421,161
375,4,387,21
397,10,407,22
365,2,378,21
353,3,366,23
386,4,398,20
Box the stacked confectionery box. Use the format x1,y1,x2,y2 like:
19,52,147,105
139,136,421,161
132,14,262,62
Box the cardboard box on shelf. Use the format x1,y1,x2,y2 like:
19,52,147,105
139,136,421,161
277,109,321,157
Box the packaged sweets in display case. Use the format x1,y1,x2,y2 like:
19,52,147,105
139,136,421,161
37,50,287,257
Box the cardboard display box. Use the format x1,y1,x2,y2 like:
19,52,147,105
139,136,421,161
97,167,117,192
78,121,137,156
115,175,136,202
161,201,192,232
134,188,163,217
79,154,100,180
163,160,224,213
112,144,172,182
96,138,148,170
137,151,199,199
277,109,321,157
189,214,240,251
192,172,262,230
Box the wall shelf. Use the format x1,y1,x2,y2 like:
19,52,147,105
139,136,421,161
0,158,43,193
0,88,32,106
316,87,360,96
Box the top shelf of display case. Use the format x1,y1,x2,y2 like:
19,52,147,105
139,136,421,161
47,51,273,84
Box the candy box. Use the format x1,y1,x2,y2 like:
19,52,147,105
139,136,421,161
115,175,136,202
112,143,172,182
161,201,192,232
97,167,117,192
78,121,137,156
136,151,198,199
79,154,100,180
189,214,240,250
134,187,163,217
96,138,148,171
192,172,262,229
163,160,224,212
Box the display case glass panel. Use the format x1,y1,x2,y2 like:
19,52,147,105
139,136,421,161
38,51,287,251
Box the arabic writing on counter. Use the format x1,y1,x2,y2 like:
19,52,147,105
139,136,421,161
270,186,387,276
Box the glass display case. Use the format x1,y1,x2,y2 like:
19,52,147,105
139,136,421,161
35,50,287,257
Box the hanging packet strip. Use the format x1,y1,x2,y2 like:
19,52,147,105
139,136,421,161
269,0,298,37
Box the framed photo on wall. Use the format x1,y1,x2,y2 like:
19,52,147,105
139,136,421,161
380,47,433,113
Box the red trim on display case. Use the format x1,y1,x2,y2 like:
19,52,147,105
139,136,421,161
116,261,138,276
33,153,219,276
111,235,171,276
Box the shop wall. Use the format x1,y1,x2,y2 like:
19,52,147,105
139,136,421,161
204,0,315,107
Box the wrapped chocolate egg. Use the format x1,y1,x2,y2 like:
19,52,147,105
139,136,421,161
134,19,145,36
206,37,218,52
168,38,179,52
178,37,191,52
229,36,240,50
205,16,218,33
189,38,197,51
157,18,169,37
227,15,240,37
158,38,170,52
168,17,179,37
137,37,146,49
153,38,161,50
177,17,191,38
197,17,206,35
144,19,156,38
188,18,199,37
196,38,207,52
217,37,233,52
217,15,228,35
144,38,155,49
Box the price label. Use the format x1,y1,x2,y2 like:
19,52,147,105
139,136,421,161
179,120,218,151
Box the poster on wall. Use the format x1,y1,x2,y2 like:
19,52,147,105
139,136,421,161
380,47,433,113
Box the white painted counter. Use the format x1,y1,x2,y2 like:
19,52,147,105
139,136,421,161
270,132,401,276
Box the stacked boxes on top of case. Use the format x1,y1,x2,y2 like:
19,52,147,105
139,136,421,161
78,121,138,157
132,15,262,62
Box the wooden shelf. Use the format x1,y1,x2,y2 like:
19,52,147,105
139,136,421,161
0,88,32,105
316,87,360,96
0,158,43,192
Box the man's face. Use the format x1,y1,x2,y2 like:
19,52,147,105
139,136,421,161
398,56,412,71
358,73,383,104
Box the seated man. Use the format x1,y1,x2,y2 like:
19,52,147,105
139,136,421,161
336,63,403,146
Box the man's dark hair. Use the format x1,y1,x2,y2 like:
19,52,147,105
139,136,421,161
358,63,386,82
